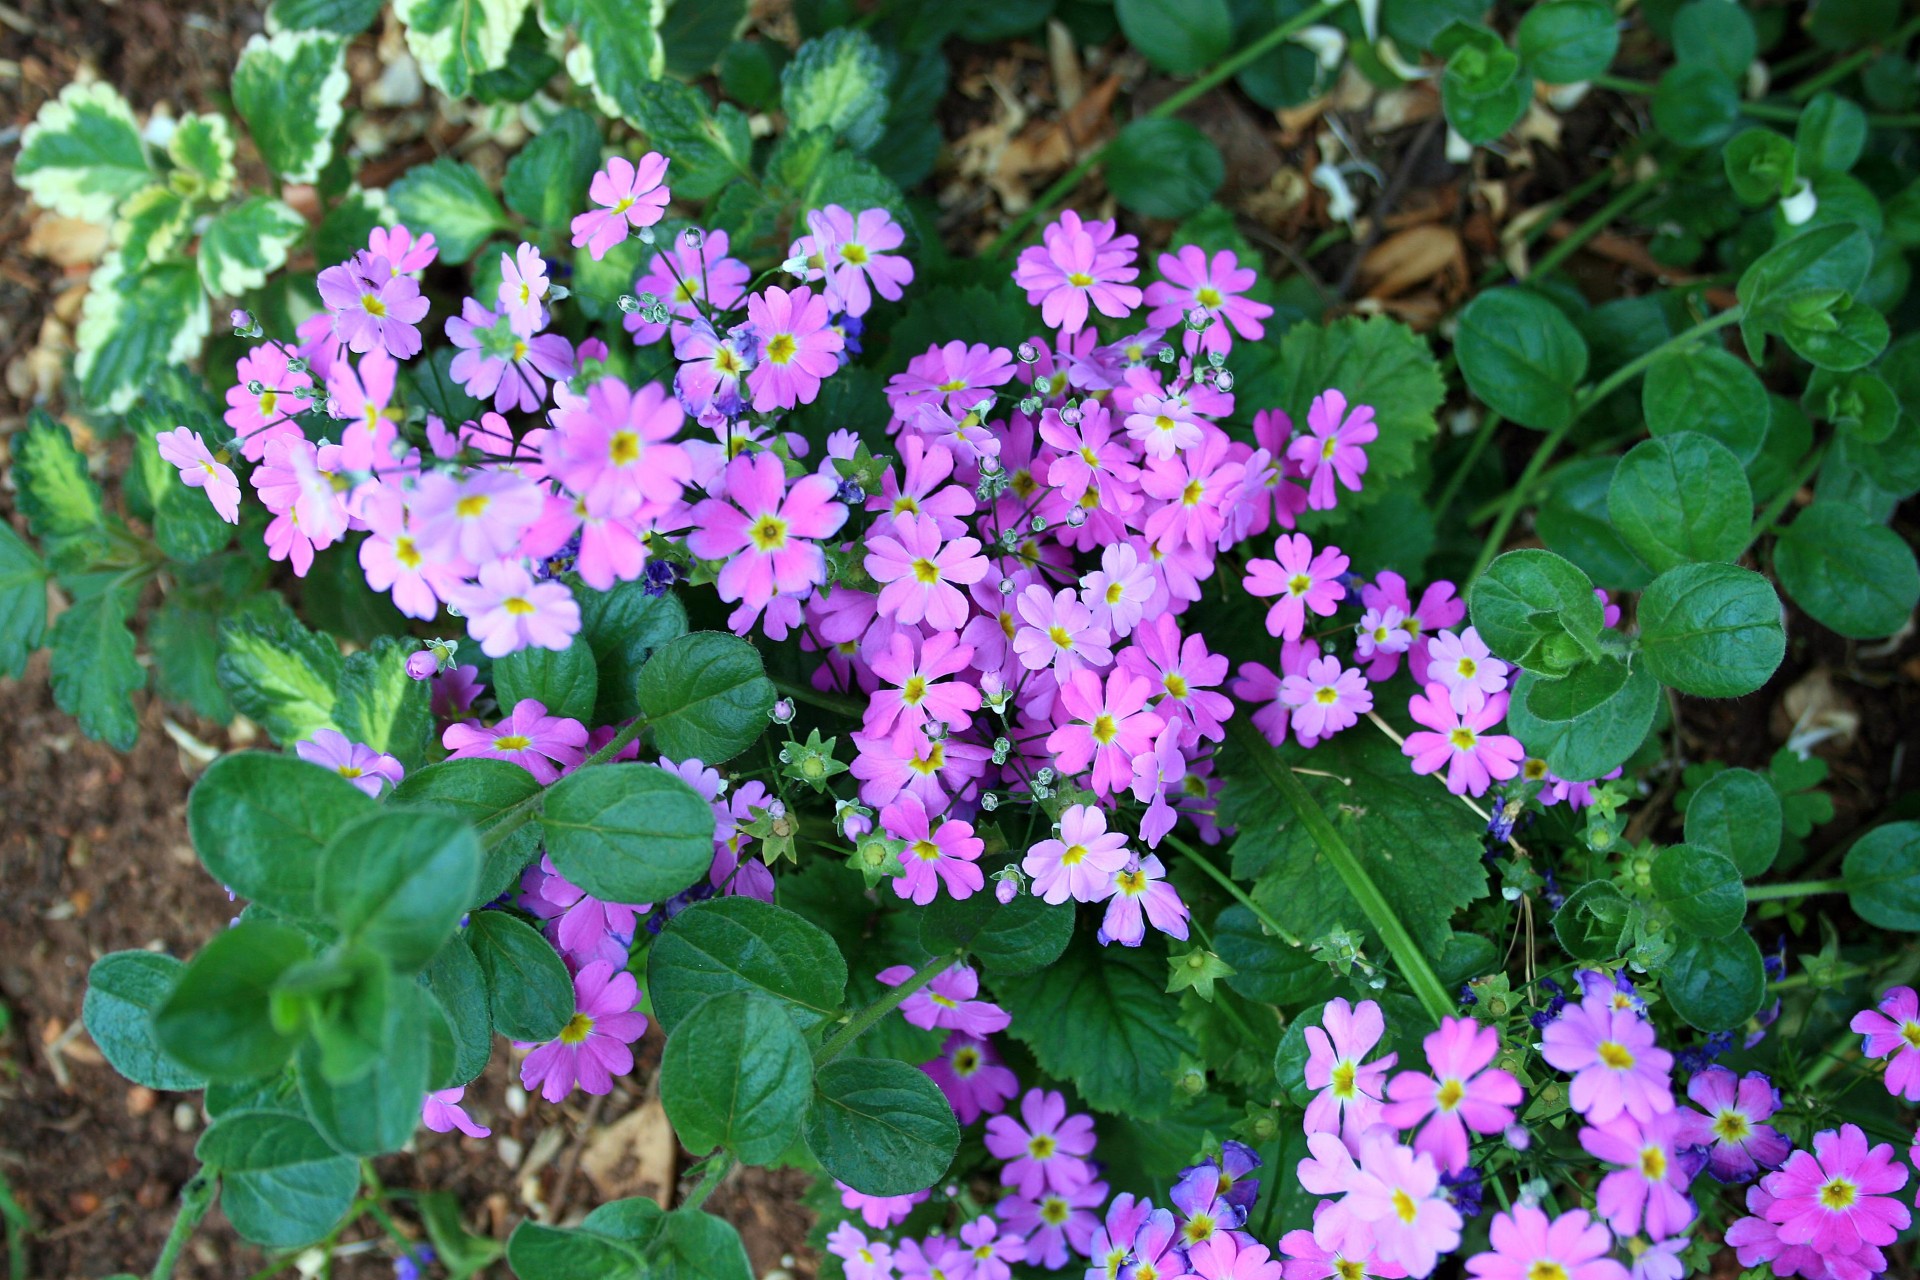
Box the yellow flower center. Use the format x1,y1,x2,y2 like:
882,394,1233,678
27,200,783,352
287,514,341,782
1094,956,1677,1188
360,293,386,317
1331,1061,1357,1098
902,676,928,705
1902,1021,1920,1050
494,735,532,751
674,278,701,304
258,390,278,417
1041,1198,1070,1226
1164,673,1189,699
953,1047,980,1075
1820,1177,1858,1210
1335,1264,1365,1280
1048,625,1073,649
1457,657,1478,679
1315,687,1338,705
939,377,969,392
512,339,529,362
1197,286,1222,307
1322,436,1339,460
911,839,941,863
1449,727,1477,750
893,495,920,516
1528,1265,1569,1280
1182,478,1205,506
1067,272,1094,287
336,765,363,779
1060,843,1089,867
908,743,946,775
1713,1110,1751,1142
1436,1078,1466,1111
1598,1042,1635,1071
1287,573,1313,596
842,242,870,265
750,515,788,551
1091,714,1118,745
455,494,491,519
610,430,641,465
395,536,422,568
1391,1190,1418,1224
559,1012,595,1044
1028,1134,1056,1159
1639,1147,1667,1179
1117,868,1147,894
503,596,536,616
765,332,798,365
912,557,941,584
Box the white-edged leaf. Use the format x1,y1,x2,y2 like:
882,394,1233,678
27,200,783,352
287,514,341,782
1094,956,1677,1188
17,81,151,223
233,30,349,184
396,0,533,98
200,197,307,297
74,251,211,414
167,114,237,202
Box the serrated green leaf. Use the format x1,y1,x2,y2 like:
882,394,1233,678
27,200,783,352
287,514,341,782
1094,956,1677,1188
396,0,533,97
782,30,890,152
74,251,211,414
115,184,194,269
0,523,49,679
166,114,236,201
503,109,602,230
49,587,143,750
149,593,232,720
542,0,668,124
11,409,107,570
199,196,306,298
233,30,349,184
622,78,754,201
216,609,344,745
17,81,150,222
387,157,508,265
269,0,385,34
297,980,432,1153
335,638,434,770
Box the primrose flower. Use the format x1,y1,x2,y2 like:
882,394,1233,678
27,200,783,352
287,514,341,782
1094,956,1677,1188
448,561,582,658
686,450,847,611
1012,210,1142,334
923,1032,1018,1124
1124,1204,1187,1280
866,512,990,630
1024,804,1130,905
155,427,240,523
1123,384,1207,461
443,698,587,784
746,284,843,411
996,1179,1107,1270
1171,1161,1246,1246
368,224,437,274
410,468,544,566
1402,684,1525,798
1186,1234,1283,1280
1310,1132,1462,1278
518,854,647,969
1464,1206,1626,1280
497,241,549,335
1426,627,1509,716
1540,993,1674,1124
420,1086,490,1139
1850,985,1920,1102
318,252,430,359
1383,1016,1524,1174
1048,668,1166,798
1097,855,1189,947
1145,246,1272,356
1277,1209,1405,1280
800,204,914,318
956,1215,1026,1280
1245,534,1348,641
570,152,671,259
1287,390,1378,511
1302,997,1397,1137
879,962,1011,1037
1280,654,1371,743
887,341,1017,418
518,959,649,1103
827,1223,895,1280
1761,1123,1911,1256
225,342,313,459
544,375,691,519
882,794,985,905
1013,585,1113,676
1140,428,1244,550
1578,1112,1701,1240
445,296,576,413
1673,1066,1790,1182
985,1088,1097,1198
626,228,750,345
294,729,404,797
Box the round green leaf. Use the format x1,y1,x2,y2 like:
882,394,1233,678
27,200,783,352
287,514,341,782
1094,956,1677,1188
1516,1,1620,84
1114,0,1231,76
636,631,775,764
424,936,493,1089
1797,92,1867,178
1652,63,1741,149
493,636,600,724
1272,1001,1330,1107
1607,433,1753,573
1773,502,1920,640
1661,931,1766,1032
1467,548,1604,666
1552,881,1636,962
296,982,431,1156
1636,563,1785,698
648,897,848,1033
188,751,378,920
1683,768,1782,878
803,1057,959,1196
1671,0,1755,81
83,952,206,1092
1106,117,1223,221
195,1109,359,1248
1841,821,1920,931
392,758,544,906
466,910,574,1042
507,1223,645,1280
318,808,481,973
919,890,1074,974
541,763,716,903
1537,457,1653,592
1642,346,1769,464
1506,661,1660,782
661,990,812,1163
1650,843,1747,939
1456,289,1590,431
153,921,311,1082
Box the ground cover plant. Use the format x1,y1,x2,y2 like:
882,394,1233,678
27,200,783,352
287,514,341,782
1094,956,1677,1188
4,0,1920,1277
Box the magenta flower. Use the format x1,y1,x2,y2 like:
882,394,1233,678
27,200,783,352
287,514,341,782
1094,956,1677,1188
1124,1205,1187,1280
1725,1182,1882,1280
1012,211,1142,334
518,854,645,968
1359,571,1466,682
1012,584,1112,675
1097,855,1189,947
1540,994,1674,1125
826,1223,894,1280
448,561,581,658
625,227,751,344
155,427,240,524
871,434,977,538
1140,428,1245,550
886,340,1016,418
866,512,990,630
1187,1233,1283,1280
317,252,430,359
1464,1206,1626,1280
498,241,549,336
368,224,437,274
848,728,991,811
1081,542,1157,641
1123,386,1206,461
1284,390,1378,511
294,728,404,797
1579,1111,1701,1239
686,450,847,611
801,204,914,318
1313,1133,1462,1279
410,468,544,566
985,1087,1097,1198
570,152,671,260
746,285,843,411
878,962,1010,1037
673,318,756,419
1850,985,1920,1102
995,1179,1107,1270
1048,668,1165,798
224,342,312,460
544,375,691,519
1402,683,1526,798
1383,1015,1523,1174
1145,246,1272,356
839,1182,930,1229
1673,1066,1790,1182
1039,402,1138,506
1426,627,1510,715
1023,804,1130,905
882,794,985,905
1246,534,1349,641
518,959,648,1103
445,296,575,413
922,1032,1018,1124
866,630,981,738
1761,1123,1910,1255
443,698,587,784
1302,997,1397,1137
420,1086,490,1139
1277,1207,1403,1280
1280,654,1371,743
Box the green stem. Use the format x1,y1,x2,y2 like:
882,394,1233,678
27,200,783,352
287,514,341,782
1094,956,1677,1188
678,1154,735,1213
480,713,653,850
0,1172,29,1280
150,1175,217,1280
816,950,962,1065
1592,74,1920,128
1740,442,1828,556
1527,175,1660,281
1790,16,1920,101
1225,721,1452,1023
986,0,1346,255
1477,136,1661,288
1431,412,1503,528
1164,832,1303,947
771,676,864,720
1746,876,1850,902
1801,1034,1861,1090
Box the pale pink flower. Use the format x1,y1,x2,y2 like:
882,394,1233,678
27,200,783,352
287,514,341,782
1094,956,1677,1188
518,959,648,1102
1850,986,1920,1102
1287,390,1378,511
1383,1016,1524,1173
1048,668,1165,798
155,427,240,523
1464,1206,1626,1280
1540,994,1674,1125
1245,535,1348,641
442,698,588,784
294,728,403,797
746,285,843,411
1427,627,1510,715
1012,211,1142,334
985,1087,1097,1198
1302,997,1397,1137
1402,684,1526,798
449,561,581,658
570,153,671,259
1024,804,1129,905
686,450,847,610
1280,654,1371,742
866,512,990,630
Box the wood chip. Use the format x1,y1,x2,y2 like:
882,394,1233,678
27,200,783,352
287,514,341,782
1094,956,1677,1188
580,1098,678,1205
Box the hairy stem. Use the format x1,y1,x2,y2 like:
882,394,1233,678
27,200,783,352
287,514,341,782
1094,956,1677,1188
816,950,963,1065
150,1174,217,1280
1746,877,1850,902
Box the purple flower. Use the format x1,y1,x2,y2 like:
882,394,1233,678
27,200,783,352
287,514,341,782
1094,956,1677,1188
421,1087,489,1138
1540,993,1675,1125
442,698,587,784
983,1087,1096,1197
294,729,404,796
317,252,430,360
517,959,648,1103
922,1032,1018,1124
445,296,575,413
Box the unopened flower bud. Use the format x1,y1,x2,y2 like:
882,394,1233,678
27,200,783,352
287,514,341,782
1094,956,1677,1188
1065,508,1086,528
405,651,438,681
995,875,1017,903
618,293,641,314
1016,341,1039,364
246,379,266,395
771,698,796,724
684,227,704,247
1215,369,1235,392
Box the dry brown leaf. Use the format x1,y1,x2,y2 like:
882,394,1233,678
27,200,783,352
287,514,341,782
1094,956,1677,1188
25,213,108,266
1359,225,1465,299
581,1098,678,1204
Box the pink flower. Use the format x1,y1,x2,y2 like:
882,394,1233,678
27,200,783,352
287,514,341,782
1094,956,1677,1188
449,561,582,658
838,1182,931,1230
827,1223,895,1280
570,153,671,259
800,204,914,318
1141,428,1244,550
1579,1112,1701,1239
1310,1132,1462,1279
1123,385,1206,461
518,854,645,968
518,959,649,1103
878,963,1010,1038
1464,1206,1626,1280
985,1087,1097,1198
887,341,1016,419
1040,402,1137,506
1725,1182,1884,1280
996,1180,1108,1270
410,469,544,566
1024,804,1130,905
686,450,847,610
155,427,240,523
1540,994,1674,1125
1013,585,1112,675
294,728,404,797
1280,654,1371,742
1383,1016,1523,1174
1246,534,1349,641
849,729,990,811
1287,390,1378,511
1426,627,1509,715
1761,1123,1911,1256
1080,541,1156,640
1302,997,1397,1137
1673,1066,1791,1183
871,434,977,538
1187,1233,1283,1280
866,631,981,738
747,285,843,411
1402,683,1525,798
224,342,312,460
1012,211,1142,334
625,228,751,345
445,296,576,413
1360,573,1465,683
1850,986,1920,1102
883,794,985,905
421,1086,490,1139
1048,668,1165,798
923,1032,1018,1125
1097,855,1189,947
368,224,437,274
317,252,430,359
673,318,755,419
956,1214,1025,1280
866,513,990,630
498,241,549,335
1278,1207,1407,1280
545,375,691,518
443,698,587,784
1145,246,1272,356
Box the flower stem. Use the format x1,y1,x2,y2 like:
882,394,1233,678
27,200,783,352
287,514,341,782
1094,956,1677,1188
479,713,653,850
1164,832,1303,947
815,950,963,1066
678,1153,735,1213
1740,442,1828,557
150,1174,217,1280
1746,877,1850,902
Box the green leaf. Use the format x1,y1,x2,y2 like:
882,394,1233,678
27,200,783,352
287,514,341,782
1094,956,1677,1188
1649,844,1747,939
1671,0,1755,80
998,934,1197,1118
1456,288,1589,430
1652,63,1740,149
781,29,890,152
1435,22,1531,145
83,952,207,1091
918,890,1073,975
115,184,193,270
1682,767,1782,878
269,0,385,35
12,409,107,569
621,79,754,202
1636,562,1785,698
388,157,508,266
419,1188,507,1279
1116,0,1231,76
507,1222,645,1280
1507,660,1659,783
233,30,349,184
393,759,544,904
540,763,715,903
661,990,812,1163
1222,729,1488,956
1773,502,1920,640
1211,905,1338,1006
653,1209,754,1280
1796,91,1867,177
1737,225,1872,363
155,922,312,1081
320,808,481,972
1553,880,1636,962
660,0,748,77
199,196,306,298
472,15,563,102
1841,821,1920,931
1724,128,1797,204
188,751,378,918
424,937,494,1088
73,251,210,414
647,897,847,1034
334,638,434,771
635,631,775,764
396,0,533,98
1537,457,1651,592
195,1109,359,1247
542,0,668,125
1606,433,1753,573
297,981,432,1155
150,594,232,721
0,523,49,679
503,109,603,231
1515,1,1619,84
1641,346,1769,464
494,637,600,724
803,1057,960,1196
466,910,574,1041
1106,118,1225,221
1468,548,1605,667
216,609,344,745
16,81,150,222
48,587,144,750
1660,931,1765,1032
